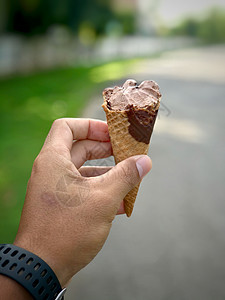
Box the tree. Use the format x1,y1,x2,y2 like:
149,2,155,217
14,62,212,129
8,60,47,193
6,0,116,36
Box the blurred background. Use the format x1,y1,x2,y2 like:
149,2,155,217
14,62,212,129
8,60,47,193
0,0,225,299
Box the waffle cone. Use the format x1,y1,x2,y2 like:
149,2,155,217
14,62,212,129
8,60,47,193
102,101,156,217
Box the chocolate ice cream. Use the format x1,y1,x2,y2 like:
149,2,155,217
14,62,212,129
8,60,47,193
103,79,161,144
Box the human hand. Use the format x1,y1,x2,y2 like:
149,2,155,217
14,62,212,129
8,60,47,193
14,118,152,287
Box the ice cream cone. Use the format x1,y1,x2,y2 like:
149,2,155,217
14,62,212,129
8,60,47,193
102,79,161,217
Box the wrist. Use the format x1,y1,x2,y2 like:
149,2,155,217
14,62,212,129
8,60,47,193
0,243,66,300
0,275,33,300
14,236,69,287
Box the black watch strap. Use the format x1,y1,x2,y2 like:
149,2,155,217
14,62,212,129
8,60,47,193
0,244,66,300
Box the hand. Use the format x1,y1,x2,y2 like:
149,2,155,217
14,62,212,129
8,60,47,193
14,118,151,287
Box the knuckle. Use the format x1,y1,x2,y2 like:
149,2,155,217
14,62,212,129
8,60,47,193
32,149,53,175
51,118,68,131
32,153,44,175
52,118,64,127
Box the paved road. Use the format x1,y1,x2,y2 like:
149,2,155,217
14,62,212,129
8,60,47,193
67,46,225,300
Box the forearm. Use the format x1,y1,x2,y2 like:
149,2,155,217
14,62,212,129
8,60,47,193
0,275,33,300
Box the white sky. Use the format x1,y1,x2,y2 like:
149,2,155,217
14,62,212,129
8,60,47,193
158,0,225,25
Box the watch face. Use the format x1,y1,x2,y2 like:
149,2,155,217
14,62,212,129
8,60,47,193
55,175,91,208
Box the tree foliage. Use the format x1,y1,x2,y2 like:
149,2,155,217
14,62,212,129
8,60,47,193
6,0,125,36
169,7,225,44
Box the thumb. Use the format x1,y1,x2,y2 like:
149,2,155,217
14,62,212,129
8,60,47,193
102,155,152,199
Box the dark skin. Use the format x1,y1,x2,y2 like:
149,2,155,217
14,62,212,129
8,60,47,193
1,118,151,299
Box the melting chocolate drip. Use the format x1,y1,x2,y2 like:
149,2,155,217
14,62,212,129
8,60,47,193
126,105,158,144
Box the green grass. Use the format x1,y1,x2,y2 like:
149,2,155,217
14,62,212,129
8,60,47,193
0,58,140,243
0,66,96,242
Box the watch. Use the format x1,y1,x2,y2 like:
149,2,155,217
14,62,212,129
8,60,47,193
0,244,66,300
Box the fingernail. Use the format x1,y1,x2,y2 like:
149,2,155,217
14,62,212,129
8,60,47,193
136,156,151,179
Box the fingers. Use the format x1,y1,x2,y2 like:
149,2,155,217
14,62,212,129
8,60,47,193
78,166,113,177
97,155,152,201
71,140,112,169
44,118,110,152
